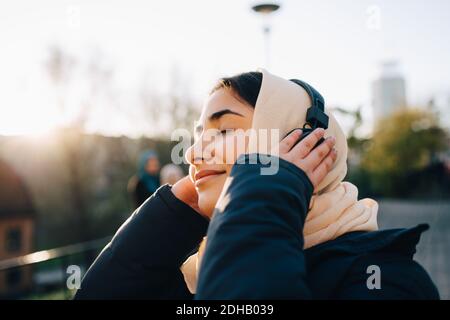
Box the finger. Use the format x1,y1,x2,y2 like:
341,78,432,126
278,129,302,154
309,148,338,187
302,135,336,170
289,128,325,159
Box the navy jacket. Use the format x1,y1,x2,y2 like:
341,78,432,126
75,154,439,300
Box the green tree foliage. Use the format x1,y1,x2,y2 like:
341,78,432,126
361,108,448,197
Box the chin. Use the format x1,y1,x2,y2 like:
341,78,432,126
198,196,216,218
197,182,226,217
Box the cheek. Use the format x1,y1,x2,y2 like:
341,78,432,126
215,133,250,165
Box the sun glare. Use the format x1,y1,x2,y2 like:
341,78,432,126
0,103,61,137
0,75,63,137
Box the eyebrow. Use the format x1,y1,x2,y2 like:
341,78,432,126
209,109,244,121
194,109,244,133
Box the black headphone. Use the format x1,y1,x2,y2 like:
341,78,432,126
283,79,329,149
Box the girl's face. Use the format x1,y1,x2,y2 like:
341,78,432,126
185,88,254,217
145,157,160,175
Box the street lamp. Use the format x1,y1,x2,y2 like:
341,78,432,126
251,2,281,68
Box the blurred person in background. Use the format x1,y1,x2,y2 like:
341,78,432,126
127,150,161,208
160,163,184,186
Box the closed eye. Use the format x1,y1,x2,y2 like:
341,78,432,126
219,128,234,135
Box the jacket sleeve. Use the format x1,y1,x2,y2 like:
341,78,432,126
74,184,209,299
195,154,314,299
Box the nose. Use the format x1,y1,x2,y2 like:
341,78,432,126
185,144,200,165
185,135,215,166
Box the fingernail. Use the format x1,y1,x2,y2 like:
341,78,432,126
328,136,336,143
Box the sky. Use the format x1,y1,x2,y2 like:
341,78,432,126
0,0,449,137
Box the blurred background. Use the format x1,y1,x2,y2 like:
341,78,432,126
0,0,449,299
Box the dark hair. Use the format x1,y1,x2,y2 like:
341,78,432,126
210,71,262,108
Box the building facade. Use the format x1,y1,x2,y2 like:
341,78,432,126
372,61,407,121
0,159,35,297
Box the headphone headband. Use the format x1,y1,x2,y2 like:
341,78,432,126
289,79,329,130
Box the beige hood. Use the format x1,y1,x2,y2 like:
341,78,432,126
248,68,348,193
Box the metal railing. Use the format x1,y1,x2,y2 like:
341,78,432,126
0,236,111,299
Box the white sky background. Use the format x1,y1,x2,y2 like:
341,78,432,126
0,0,449,137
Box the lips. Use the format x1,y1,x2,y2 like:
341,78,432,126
194,169,226,185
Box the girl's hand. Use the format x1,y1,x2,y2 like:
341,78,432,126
276,128,337,191
171,174,207,218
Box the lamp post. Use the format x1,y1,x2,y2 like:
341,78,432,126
251,2,281,68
